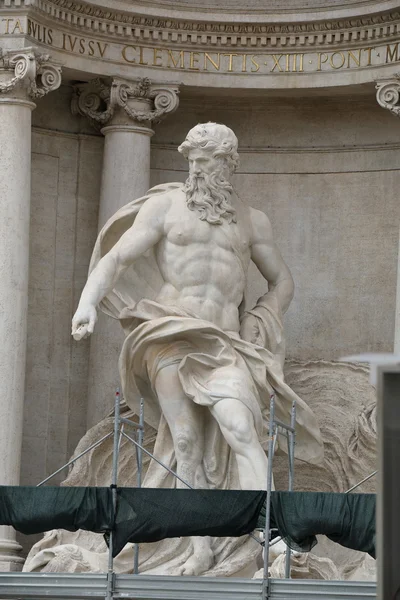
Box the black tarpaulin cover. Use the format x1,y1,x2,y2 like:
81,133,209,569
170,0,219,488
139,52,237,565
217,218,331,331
0,486,113,535
0,486,375,558
259,491,376,558
114,488,266,554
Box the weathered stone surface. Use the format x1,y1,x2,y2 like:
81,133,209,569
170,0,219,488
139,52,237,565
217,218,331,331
0,46,61,570
24,359,377,579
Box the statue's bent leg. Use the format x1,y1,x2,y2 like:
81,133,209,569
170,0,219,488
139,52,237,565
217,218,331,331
154,363,213,575
210,398,270,491
154,362,207,488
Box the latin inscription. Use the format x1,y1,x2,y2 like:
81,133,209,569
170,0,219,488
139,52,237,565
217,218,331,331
1,17,24,35
1,17,399,75
118,45,394,73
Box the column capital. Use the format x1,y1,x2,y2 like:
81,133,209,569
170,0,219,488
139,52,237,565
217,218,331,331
72,77,180,131
0,46,62,102
376,76,400,118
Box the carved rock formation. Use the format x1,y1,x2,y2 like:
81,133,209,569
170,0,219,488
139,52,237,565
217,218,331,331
24,360,376,579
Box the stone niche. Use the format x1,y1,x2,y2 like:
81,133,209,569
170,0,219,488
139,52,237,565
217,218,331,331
1,0,395,579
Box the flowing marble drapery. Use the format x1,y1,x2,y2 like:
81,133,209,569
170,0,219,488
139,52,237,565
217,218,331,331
24,183,322,576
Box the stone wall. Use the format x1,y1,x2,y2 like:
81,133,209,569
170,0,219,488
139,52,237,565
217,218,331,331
21,86,400,488
22,87,103,486
151,92,400,360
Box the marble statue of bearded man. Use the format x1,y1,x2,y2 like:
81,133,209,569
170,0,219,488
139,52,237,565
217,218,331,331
71,122,323,576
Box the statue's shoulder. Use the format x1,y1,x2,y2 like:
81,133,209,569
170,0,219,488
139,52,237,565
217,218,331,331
145,182,184,200
139,182,184,211
248,205,271,226
247,206,273,241
248,204,266,218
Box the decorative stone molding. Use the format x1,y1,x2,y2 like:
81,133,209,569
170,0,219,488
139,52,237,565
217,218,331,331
28,0,400,50
0,47,62,99
71,77,180,129
376,75,400,116
2,2,400,85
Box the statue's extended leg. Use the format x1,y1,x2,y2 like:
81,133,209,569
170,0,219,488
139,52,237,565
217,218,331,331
154,363,213,575
211,398,271,491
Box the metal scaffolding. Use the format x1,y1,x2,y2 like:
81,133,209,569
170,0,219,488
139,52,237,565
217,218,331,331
0,572,377,600
0,389,377,599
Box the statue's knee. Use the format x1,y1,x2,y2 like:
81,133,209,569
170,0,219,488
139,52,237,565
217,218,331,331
175,428,199,460
229,415,255,446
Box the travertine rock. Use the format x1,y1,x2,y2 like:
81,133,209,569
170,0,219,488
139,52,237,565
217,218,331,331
24,359,376,578
269,552,340,580
275,359,376,494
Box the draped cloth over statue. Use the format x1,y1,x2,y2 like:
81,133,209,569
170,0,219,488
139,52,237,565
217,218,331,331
20,183,325,576
88,182,324,571
90,182,323,471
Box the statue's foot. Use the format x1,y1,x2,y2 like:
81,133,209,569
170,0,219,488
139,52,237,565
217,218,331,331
178,546,213,576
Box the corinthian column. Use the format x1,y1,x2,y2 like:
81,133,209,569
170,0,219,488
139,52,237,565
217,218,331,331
376,77,400,354
0,46,61,570
72,77,179,426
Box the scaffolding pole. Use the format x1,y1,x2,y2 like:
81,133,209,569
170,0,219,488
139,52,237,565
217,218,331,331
106,389,121,600
285,400,296,579
262,393,297,599
33,386,298,600
262,393,276,600
133,397,144,575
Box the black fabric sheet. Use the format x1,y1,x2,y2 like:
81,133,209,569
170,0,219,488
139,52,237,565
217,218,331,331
114,488,266,555
0,486,113,535
257,491,376,558
0,486,376,559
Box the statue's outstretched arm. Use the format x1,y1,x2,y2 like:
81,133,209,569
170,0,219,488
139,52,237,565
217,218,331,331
71,195,168,340
249,208,294,316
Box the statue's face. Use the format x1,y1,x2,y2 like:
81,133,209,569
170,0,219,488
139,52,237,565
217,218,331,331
187,148,225,179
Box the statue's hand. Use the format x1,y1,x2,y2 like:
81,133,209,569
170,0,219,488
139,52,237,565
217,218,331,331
71,304,97,341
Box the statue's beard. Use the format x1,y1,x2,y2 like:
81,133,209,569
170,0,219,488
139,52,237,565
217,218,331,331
184,171,237,225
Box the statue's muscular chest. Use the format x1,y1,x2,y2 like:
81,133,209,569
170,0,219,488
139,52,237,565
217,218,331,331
164,202,251,253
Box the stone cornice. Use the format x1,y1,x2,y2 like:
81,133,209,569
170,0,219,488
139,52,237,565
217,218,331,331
31,127,400,153
153,141,400,154
61,0,399,19
3,0,400,85
13,0,400,50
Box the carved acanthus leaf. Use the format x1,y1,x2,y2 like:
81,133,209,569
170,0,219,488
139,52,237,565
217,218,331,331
376,76,400,118
0,47,62,99
72,77,180,128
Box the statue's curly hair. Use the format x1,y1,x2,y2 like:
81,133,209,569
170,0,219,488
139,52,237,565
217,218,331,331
178,122,240,174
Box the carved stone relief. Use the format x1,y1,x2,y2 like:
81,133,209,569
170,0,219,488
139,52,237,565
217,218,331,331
376,75,400,117
71,77,179,129
24,360,377,580
0,46,61,99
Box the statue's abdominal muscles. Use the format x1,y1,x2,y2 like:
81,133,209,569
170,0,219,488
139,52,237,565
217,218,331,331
155,210,248,332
